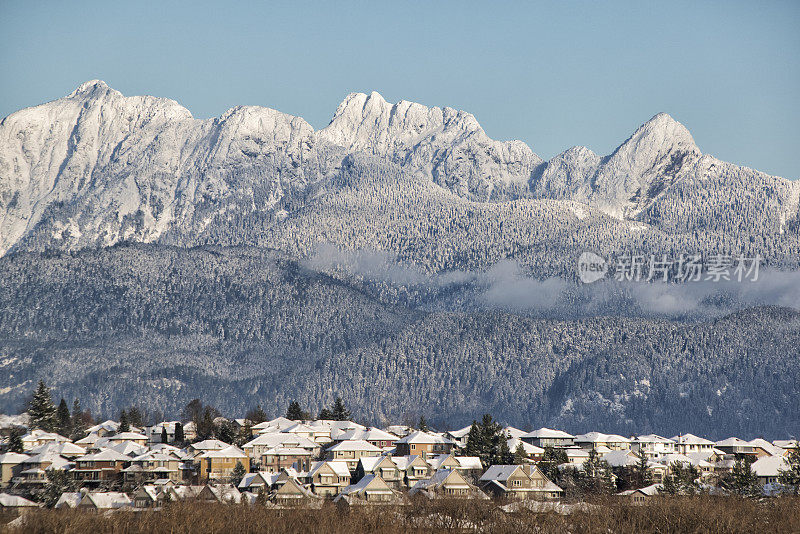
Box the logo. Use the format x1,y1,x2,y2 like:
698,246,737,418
577,252,607,283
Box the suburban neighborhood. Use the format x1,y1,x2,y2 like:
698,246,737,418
1,383,798,519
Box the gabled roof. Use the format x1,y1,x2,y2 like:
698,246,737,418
633,434,675,444
190,439,230,451
111,431,148,440
748,438,784,457
336,428,399,442
715,437,751,447
338,474,395,497
669,433,714,446
76,448,132,463
602,450,640,467
396,431,453,445
446,425,473,439
80,492,132,509
327,439,382,452
243,433,318,449
0,493,39,508
199,445,247,459
522,428,575,439
54,492,82,508
618,483,662,496
29,442,86,456
307,460,351,478
575,432,631,443
480,465,525,482
0,452,29,464
751,456,789,477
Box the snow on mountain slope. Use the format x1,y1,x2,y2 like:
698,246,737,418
318,91,541,200
0,81,797,262
0,81,321,256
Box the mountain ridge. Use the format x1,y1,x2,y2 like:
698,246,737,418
0,81,798,266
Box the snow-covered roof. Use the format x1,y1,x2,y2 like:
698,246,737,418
618,483,662,496
748,438,784,457
715,437,751,447
190,439,230,451
751,456,789,477
446,425,473,439
633,434,675,444
76,448,132,462
327,439,382,452
396,431,453,445
0,493,39,508
670,433,714,445
480,465,523,482
29,442,86,456
308,460,351,478
523,428,575,439
336,427,399,442
54,492,82,508
602,450,640,467
507,438,544,455
0,452,29,464
80,492,132,509
575,431,631,443
199,445,247,459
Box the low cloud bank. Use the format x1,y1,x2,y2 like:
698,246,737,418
304,244,800,320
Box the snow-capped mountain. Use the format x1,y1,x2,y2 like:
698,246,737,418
0,81,797,262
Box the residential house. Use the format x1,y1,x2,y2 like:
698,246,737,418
394,455,432,487
521,428,575,449
325,440,382,471
242,433,319,461
617,483,662,504
272,477,319,505
54,492,82,509
631,435,676,459
197,484,241,504
507,438,544,461
409,468,484,498
198,445,250,483
751,456,790,486
77,491,132,510
0,452,28,487
261,447,312,472
445,425,473,449
394,432,454,457
355,456,403,489
714,438,758,457
306,460,351,496
334,428,399,449
21,430,68,451
479,464,562,500
123,451,181,484
333,475,400,505
0,492,40,512
132,485,160,508
670,434,715,456
574,432,631,451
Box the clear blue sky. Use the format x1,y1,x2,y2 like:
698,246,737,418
2,1,798,179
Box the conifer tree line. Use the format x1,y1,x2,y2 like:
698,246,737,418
25,380,93,440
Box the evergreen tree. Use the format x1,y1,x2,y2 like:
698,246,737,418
127,407,144,428
235,422,253,447
286,401,310,421
214,419,237,444
661,462,700,495
230,461,247,487
39,469,76,508
70,399,85,440
331,397,351,421
197,406,220,440
246,405,268,424
118,410,130,433
538,446,568,481
318,407,333,420
463,414,508,467
161,425,169,444
174,422,185,445
635,451,653,488
183,399,203,426
418,416,430,432
513,443,529,464
55,399,71,437
28,380,57,432
7,427,24,453
721,456,761,497
778,445,800,495
578,449,615,495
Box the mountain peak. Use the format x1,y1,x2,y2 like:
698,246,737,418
70,79,114,98
625,112,698,153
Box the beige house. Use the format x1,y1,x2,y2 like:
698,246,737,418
334,475,400,505
198,445,249,483
394,432,454,457
480,465,562,500
306,461,351,496
325,440,382,471
409,468,483,498
0,452,28,487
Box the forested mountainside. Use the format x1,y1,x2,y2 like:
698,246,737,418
1,245,797,438
1,81,798,274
